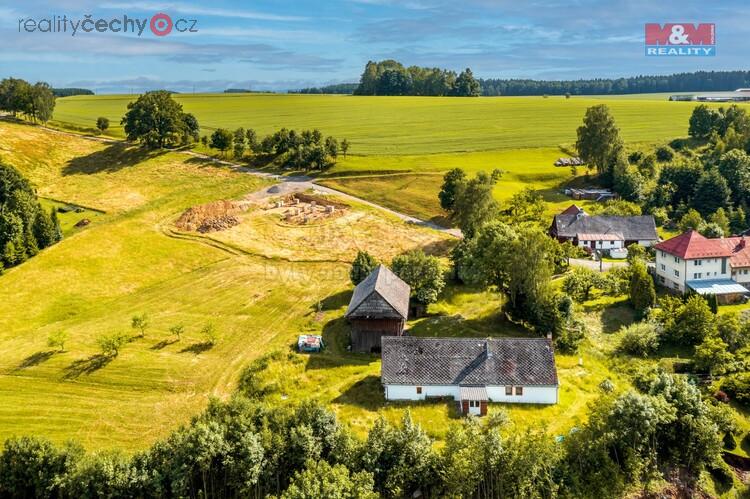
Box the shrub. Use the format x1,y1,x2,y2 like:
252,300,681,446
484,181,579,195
617,322,659,357
655,145,674,162
721,373,750,405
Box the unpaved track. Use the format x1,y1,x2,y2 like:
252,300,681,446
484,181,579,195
5,118,462,238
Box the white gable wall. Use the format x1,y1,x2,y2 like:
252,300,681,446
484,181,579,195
655,250,731,292
385,384,558,405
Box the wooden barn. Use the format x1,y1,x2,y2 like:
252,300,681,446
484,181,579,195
345,265,410,353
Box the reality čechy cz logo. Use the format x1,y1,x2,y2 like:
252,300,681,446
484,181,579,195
645,23,716,56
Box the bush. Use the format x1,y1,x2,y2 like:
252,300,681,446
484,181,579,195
655,145,674,162
556,322,586,353
722,373,750,405
617,322,659,356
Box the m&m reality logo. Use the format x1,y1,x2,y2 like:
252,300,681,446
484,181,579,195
645,23,716,56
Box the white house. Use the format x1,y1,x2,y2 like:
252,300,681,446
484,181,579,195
654,230,750,302
549,205,659,253
381,337,558,416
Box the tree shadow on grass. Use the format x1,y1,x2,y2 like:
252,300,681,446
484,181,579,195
151,339,178,350
597,303,637,334
62,143,165,175
179,342,214,355
15,350,56,371
332,375,385,410
62,354,114,379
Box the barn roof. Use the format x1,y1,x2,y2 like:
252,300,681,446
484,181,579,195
345,265,410,320
552,213,657,241
381,336,558,386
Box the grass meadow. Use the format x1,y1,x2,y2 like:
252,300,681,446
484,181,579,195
52,93,747,223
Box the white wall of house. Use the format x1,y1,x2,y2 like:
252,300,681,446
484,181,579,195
384,384,459,401
576,239,624,250
732,267,750,285
384,384,558,405
655,250,730,292
485,385,558,404
638,240,657,248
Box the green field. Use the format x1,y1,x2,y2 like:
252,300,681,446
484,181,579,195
51,93,747,224
55,93,710,155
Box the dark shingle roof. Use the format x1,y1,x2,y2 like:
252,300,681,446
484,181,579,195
345,265,410,320
552,214,657,241
381,336,558,386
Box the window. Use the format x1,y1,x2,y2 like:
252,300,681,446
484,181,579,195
416,386,422,394
660,264,666,271
745,270,749,275
469,400,480,408
515,386,523,396
505,386,513,396
674,270,679,277
674,256,679,263
673,282,680,290
694,260,702,266
693,273,701,279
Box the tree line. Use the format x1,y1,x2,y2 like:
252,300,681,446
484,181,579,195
52,88,94,97
479,70,750,96
289,83,359,95
0,360,732,498
291,69,750,97
0,77,56,123
354,60,480,97
203,127,349,171
0,162,62,272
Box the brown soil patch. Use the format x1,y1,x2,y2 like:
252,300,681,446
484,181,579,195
175,200,244,233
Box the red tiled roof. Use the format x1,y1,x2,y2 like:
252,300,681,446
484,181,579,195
655,230,750,264
560,204,585,215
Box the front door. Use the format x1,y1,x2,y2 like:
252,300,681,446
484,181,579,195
468,400,481,415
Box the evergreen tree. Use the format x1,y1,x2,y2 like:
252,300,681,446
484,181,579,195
692,169,731,217
350,251,378,285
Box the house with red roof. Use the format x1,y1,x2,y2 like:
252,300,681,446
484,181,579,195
654,230,750,302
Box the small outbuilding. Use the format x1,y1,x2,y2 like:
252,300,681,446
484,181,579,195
345,265,410,353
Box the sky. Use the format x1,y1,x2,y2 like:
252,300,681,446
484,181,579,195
1,0,748,93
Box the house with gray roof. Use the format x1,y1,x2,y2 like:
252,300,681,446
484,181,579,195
381,336,558,416
346,265,410,353
550,205,658,252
